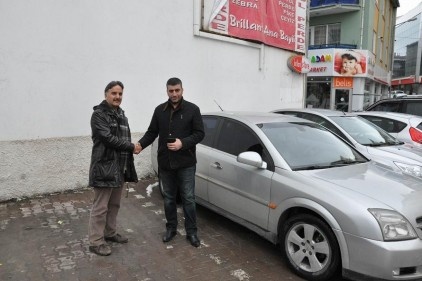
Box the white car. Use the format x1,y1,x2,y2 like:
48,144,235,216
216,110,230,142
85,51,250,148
356,111,422,148
389,90,406,98
273,108,422,180
151,112,422,281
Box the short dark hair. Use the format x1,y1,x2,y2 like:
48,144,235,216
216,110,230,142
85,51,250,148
166,77,182,88
104,81,124,94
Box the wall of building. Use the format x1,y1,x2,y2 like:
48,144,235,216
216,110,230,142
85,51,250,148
310,11,362,47
0,0,305,201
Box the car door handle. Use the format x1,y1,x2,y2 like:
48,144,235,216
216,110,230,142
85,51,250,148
211,162,222,169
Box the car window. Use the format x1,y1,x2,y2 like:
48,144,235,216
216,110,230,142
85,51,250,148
261,122,366,170
358,115,407,133
404,101,422,116
417,122,422,130
299,113,347,139
216,119,262,156
201,116,220,147
369,101,401,112
330,116,398,145
278,111,350,143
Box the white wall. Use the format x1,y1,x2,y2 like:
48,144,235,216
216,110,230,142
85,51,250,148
0,0,305,201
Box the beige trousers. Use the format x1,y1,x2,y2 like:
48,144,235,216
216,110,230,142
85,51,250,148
88,183,124,246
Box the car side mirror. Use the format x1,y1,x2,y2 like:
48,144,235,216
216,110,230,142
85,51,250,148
237,151,267,169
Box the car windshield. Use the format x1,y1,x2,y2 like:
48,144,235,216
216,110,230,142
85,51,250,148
329,116,402,146
261,122,367,171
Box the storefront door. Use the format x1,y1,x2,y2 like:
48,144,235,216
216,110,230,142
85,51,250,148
335,89,350,112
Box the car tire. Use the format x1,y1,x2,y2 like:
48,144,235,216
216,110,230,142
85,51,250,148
280,214,341,281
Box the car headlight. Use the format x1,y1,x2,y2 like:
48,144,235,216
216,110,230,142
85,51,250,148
369,209,417,241
394,162,422,178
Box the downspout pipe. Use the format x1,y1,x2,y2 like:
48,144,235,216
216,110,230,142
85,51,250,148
359,0,365,49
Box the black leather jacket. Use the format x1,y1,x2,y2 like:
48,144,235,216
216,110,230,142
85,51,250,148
89,100,138,188
139,98,204,170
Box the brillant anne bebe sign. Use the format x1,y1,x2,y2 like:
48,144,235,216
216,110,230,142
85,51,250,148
205,0,308,53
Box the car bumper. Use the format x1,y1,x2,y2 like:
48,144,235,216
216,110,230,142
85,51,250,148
344,232,422,280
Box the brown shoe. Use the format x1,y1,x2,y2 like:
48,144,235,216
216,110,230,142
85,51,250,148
89,244,111,256
105,233,128,244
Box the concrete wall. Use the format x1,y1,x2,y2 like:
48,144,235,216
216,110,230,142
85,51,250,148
0,0,305,201
0,133,153,201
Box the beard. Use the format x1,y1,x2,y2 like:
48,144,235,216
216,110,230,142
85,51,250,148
171,97,180,104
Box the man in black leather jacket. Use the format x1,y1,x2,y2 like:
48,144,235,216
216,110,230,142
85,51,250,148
88,81,140,256
138,77,204,247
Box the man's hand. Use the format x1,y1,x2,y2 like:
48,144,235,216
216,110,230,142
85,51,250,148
167,138,182,151
133,143,142,154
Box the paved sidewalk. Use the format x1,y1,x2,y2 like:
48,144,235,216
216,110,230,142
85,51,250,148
0,177,304,281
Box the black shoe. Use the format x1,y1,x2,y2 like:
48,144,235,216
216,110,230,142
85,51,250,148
186,234,200,247
162,230,177,242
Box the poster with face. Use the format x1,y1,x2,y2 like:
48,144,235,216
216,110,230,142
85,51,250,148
334,50,367,77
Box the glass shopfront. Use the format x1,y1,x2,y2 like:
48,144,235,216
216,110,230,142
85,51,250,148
306,77,331,109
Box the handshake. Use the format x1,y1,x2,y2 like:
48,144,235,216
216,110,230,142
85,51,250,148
133,142,142,154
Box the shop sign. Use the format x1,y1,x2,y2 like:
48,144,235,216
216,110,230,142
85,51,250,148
308,49,372,78
333,77,353,88
307,49,335,76
287,55,311,74
205,0,307,53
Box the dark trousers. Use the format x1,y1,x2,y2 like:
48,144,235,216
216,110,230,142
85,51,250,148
160,165,197,235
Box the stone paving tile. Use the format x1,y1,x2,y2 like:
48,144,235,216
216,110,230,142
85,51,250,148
0,178,317,281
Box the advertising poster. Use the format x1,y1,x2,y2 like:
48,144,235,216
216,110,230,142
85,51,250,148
205,0,308,53
307,49,371,78
333,49,367,77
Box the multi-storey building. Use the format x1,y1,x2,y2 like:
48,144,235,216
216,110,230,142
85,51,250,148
392,2,422,94
307,0,399,111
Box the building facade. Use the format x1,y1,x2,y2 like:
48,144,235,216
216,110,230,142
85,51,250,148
0,0,308,201
392,2,422,94
307,0,399,111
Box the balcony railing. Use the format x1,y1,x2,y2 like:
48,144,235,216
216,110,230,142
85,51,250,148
308,43,357,50
311,0,360,8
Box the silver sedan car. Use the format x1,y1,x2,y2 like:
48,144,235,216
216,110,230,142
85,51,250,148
273,108,422,180
151,112,422,281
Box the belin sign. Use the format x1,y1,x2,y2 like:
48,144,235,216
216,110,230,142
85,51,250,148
287,55,311,74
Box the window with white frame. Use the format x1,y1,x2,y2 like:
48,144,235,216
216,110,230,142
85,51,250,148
309,23,340,46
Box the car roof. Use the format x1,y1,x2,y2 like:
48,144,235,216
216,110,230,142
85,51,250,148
272,108,351,117
396,95,422,99
202,111,313,124
373,96,422,102
357,111,422,120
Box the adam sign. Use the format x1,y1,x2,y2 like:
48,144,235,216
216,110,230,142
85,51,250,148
205,0,307,53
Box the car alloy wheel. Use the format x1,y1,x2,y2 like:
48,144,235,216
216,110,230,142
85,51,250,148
280,214,341,281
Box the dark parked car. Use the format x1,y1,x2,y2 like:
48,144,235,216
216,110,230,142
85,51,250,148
365,96,422,117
